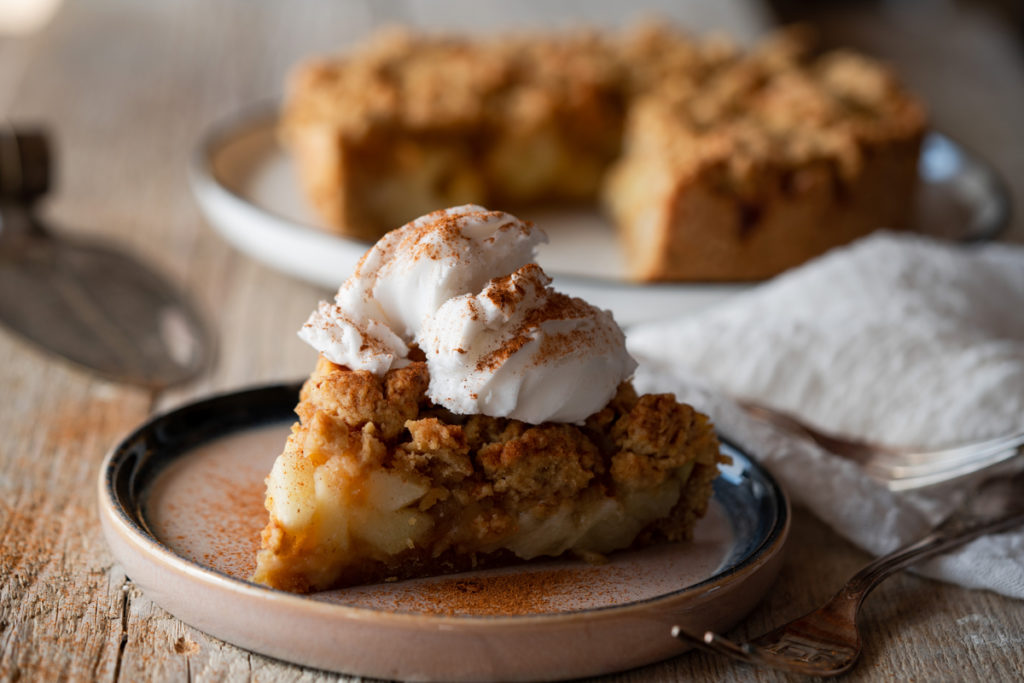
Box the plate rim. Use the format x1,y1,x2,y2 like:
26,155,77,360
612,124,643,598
98,380,790,627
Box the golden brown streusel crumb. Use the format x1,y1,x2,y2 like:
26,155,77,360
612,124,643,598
301,355,430,440
398,418,474,486
477,425,601,503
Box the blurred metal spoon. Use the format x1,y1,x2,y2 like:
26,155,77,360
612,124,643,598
0,128,213,389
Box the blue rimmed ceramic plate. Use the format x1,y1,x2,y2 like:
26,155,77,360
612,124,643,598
98,382,789,682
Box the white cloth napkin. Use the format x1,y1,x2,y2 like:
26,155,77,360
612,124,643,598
627,232,1024,599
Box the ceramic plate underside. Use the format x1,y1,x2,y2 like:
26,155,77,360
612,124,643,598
100,383,789,681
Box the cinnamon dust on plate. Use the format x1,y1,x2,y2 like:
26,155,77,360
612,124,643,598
156,468,266,580
375,565,630,616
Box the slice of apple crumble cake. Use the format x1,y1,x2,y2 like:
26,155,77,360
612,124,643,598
253,206,726,592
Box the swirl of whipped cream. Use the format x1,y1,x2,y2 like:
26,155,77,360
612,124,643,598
299,205,636,423
299,206,543,374
421,263,636,423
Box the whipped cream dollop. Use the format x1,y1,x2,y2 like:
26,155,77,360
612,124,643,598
299,205,636,423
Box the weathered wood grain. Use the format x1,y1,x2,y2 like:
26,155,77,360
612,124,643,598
1,0,1021,681
0,333,151,681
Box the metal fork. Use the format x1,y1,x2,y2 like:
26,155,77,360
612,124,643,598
738,400,1024,490
672,469,1024,676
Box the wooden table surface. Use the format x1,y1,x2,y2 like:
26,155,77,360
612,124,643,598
1,1,1022,681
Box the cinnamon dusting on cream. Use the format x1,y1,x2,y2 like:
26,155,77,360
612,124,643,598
299,205,636,423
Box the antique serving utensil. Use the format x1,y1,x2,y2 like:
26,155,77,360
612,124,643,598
0,128,212,388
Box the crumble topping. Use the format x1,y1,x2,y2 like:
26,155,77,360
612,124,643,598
285,24,923,192
298,356,721,505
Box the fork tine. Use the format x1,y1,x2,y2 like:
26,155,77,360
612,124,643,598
701,631,757,659
738,399,1024,489
881,449,1022,490
669,625,702,645
872,439,1024,472
671,626,756,662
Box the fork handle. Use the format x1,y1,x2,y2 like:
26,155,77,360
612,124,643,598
841,508,1024,604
